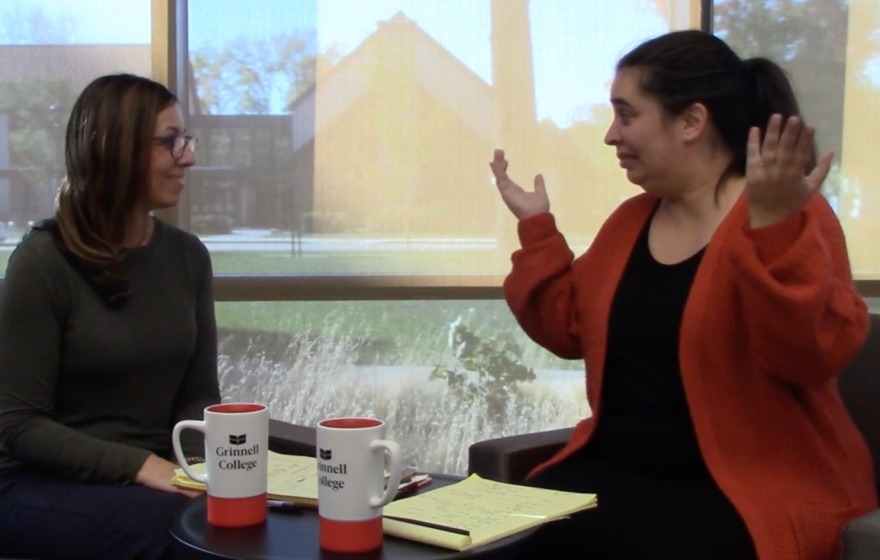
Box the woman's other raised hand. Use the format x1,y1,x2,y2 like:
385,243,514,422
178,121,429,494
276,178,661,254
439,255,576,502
746,114,834,228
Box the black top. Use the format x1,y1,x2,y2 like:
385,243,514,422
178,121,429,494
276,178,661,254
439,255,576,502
524,217,756,559
588,217,707,476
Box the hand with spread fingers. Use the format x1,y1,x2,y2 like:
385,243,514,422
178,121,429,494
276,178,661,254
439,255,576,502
490,149,550,220
746,114,835,228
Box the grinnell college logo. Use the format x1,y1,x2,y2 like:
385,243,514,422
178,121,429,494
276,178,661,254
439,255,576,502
229,433,247,445
319,448,332,460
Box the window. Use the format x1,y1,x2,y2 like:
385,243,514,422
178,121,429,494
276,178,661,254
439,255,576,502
0,0,151,246
185,0,701,280
714,0,880,278
216,300,586,474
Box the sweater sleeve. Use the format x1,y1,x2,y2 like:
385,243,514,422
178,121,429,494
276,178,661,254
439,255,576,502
0,243,150,482
503,213,582,359
172,238,221,458
728,193,868,385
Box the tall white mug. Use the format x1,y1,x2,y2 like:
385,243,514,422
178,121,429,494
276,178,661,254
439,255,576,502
172,403,269,527
316,417,403,553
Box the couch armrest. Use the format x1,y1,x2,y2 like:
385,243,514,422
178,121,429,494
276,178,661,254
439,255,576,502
468,428,572,483
844,509,880,560
268,418,316,457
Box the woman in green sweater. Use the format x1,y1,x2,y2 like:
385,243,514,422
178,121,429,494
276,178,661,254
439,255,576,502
0,74,220,559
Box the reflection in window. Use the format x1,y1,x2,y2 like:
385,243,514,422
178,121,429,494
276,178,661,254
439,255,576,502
187,0,696,277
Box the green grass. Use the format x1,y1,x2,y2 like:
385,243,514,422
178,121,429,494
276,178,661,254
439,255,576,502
209,249,509,275
217,299,504,337
215,299,580,370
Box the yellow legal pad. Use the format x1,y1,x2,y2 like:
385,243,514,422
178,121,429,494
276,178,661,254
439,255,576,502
171,450,319,506
382,473,597,551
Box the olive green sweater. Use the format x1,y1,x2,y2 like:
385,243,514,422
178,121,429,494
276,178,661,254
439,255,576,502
0,218,220,483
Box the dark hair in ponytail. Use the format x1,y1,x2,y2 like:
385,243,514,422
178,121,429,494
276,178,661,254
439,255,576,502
617,30,812,176
743,57,815,169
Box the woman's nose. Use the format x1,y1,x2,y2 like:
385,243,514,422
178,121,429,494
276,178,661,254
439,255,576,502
604,124,619,146
177,146,196,166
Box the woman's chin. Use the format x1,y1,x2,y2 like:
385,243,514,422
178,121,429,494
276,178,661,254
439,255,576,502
624,170,646,188
146,196,180,212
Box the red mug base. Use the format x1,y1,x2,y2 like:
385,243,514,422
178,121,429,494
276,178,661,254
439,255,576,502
207,493,267,527
319,516,383,553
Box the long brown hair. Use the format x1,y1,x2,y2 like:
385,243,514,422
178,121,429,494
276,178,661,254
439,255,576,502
55,74,177,306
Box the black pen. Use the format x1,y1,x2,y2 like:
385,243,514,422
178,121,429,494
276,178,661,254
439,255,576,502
383,515,471,537
267,500,303,515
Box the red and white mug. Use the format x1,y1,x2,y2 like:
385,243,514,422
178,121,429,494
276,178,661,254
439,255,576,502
317,417,403,553
172,403,269,527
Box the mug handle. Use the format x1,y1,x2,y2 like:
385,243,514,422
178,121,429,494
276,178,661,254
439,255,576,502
172,420,209,483
369,439,403,508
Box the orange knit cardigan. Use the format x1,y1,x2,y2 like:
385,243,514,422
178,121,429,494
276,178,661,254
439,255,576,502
504,192,876,560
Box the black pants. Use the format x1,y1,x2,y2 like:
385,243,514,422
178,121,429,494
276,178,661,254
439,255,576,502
0,468,190,560
512,452,758,560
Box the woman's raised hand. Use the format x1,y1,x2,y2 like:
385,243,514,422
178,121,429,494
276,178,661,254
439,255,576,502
490,149,550,220
746,114,834,228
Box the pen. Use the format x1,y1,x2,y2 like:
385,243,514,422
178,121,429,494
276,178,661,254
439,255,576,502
267,500,303,514
382,515,471,537
394,475,433,500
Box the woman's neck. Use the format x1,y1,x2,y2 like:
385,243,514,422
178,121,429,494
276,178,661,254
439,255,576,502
659,173,744,225
120,214,154,249
649,173,745,265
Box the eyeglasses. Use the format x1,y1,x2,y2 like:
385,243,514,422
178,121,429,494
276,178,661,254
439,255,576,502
153,134,198,159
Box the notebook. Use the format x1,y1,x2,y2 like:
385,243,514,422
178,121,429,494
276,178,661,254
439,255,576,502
171,451,426,507
382,473,597,551
172,450,319,506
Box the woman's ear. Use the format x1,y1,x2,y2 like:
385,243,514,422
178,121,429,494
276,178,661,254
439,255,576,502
680,102,709,143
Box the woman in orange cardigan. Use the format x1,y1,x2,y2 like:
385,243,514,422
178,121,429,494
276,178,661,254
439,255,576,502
492,30,875,560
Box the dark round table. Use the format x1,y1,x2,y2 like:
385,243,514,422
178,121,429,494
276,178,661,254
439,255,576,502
170,474,533,560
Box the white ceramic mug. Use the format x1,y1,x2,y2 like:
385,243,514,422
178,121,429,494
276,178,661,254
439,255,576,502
172,403,269,527
316,417,403,553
